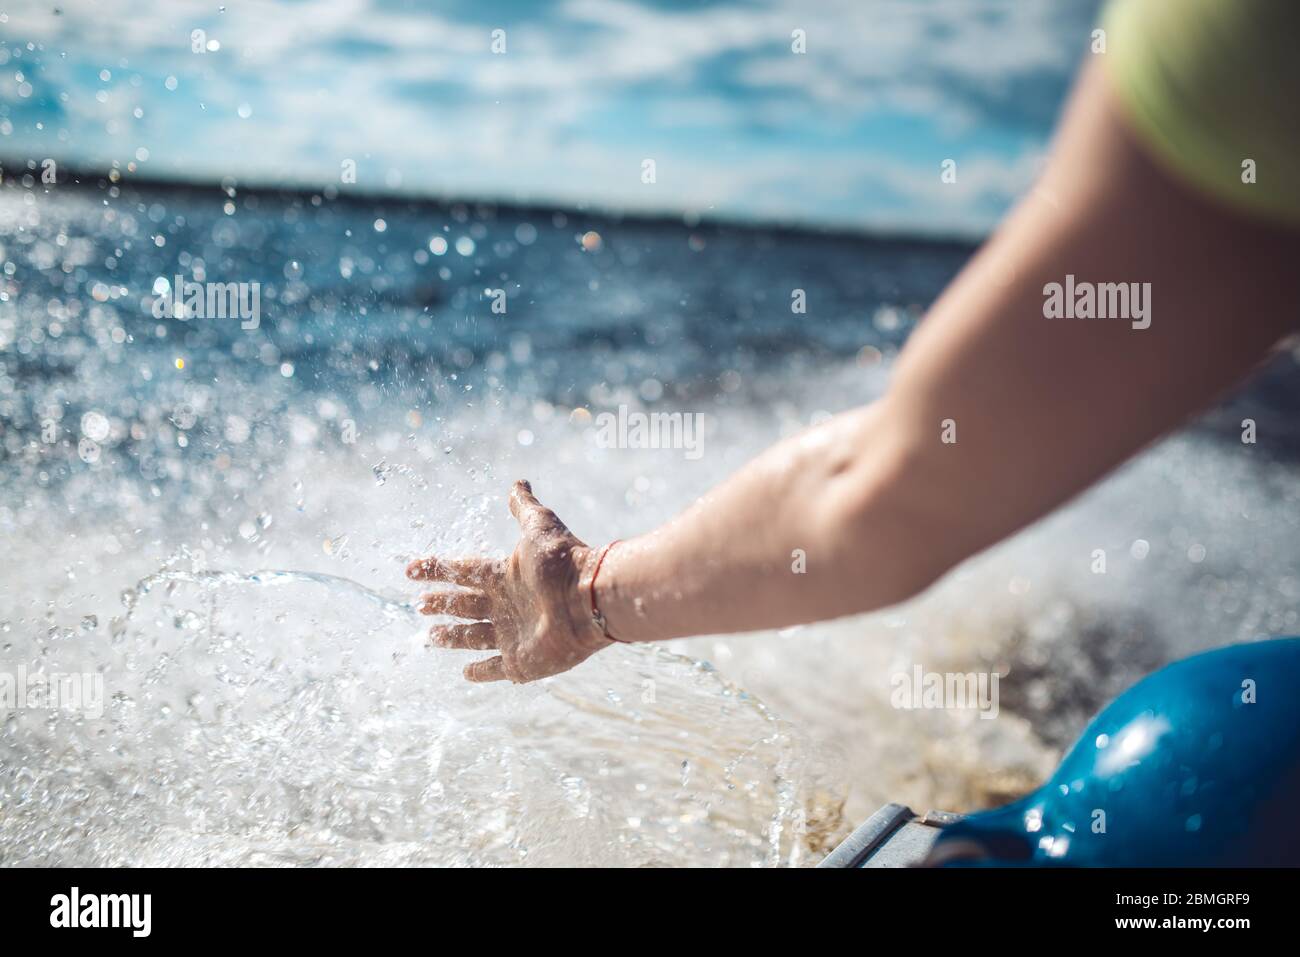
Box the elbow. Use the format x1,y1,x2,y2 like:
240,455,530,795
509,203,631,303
811,410,968,611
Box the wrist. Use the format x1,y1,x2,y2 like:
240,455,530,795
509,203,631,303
571,543,618,651
575,539,642,645
585,538,669,644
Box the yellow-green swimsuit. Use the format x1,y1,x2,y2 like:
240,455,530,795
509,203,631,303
1103,0,1300,226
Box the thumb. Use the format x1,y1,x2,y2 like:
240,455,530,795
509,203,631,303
506,481,569,535
508,479,564,533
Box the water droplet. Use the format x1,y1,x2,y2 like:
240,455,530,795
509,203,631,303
81,410,110,442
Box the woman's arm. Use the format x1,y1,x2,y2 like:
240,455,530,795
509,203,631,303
408,62,1300,682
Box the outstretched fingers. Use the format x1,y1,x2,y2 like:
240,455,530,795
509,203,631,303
406,555,494,586
417,590,491,619
428,621,497,650
464,655,510,683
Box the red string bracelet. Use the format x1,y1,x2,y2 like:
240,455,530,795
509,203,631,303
589,540,626,643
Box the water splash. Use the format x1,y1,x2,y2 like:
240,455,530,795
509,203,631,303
2,563,845,867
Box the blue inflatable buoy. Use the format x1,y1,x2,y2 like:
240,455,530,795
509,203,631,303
928,637,1300,866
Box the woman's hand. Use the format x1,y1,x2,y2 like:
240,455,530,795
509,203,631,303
406,480,611,683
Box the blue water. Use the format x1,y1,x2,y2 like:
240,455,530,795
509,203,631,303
2,176,970,474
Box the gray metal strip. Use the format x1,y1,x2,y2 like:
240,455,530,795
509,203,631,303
816,803,915,868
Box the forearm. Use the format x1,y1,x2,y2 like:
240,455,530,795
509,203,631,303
592,401,937,642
